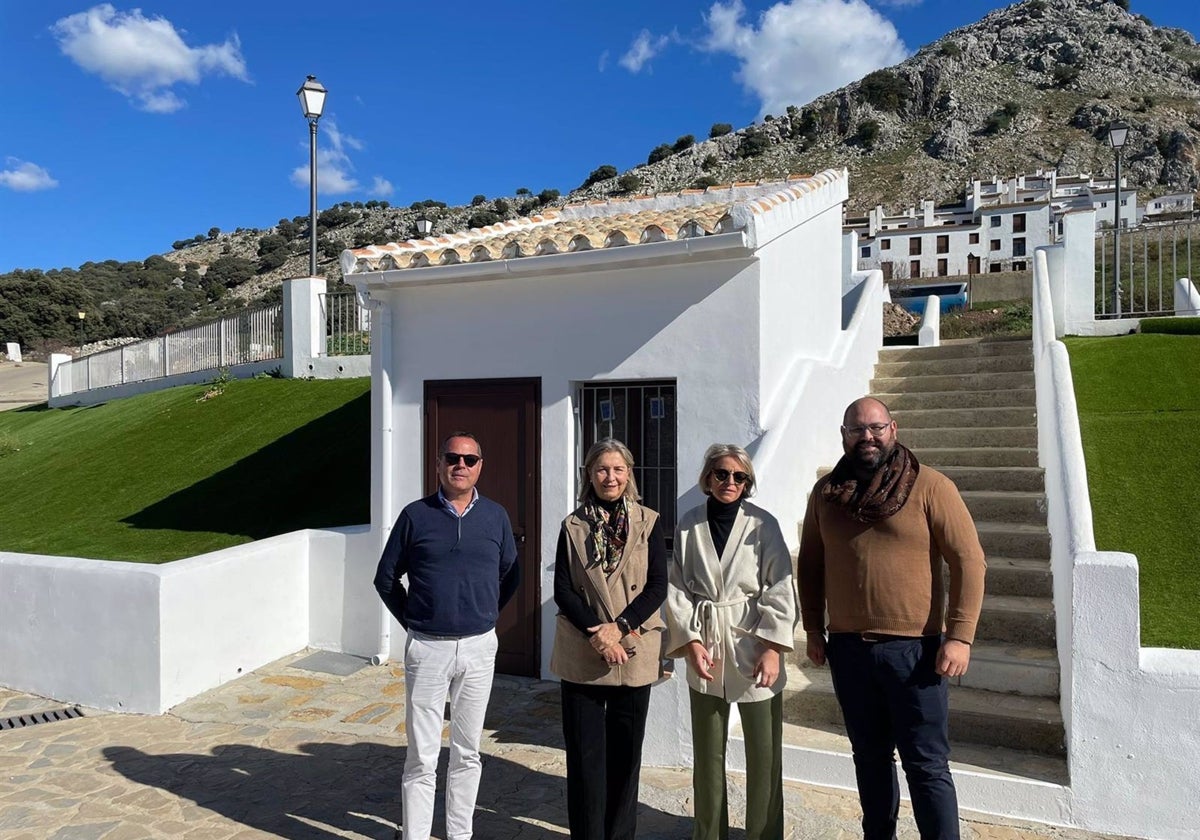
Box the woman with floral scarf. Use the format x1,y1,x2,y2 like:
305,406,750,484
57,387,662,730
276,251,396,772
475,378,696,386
550,438,667,840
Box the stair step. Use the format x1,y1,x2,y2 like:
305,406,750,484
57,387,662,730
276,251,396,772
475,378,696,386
783,665,1064,755
975,521,1050,559
913,447,1040,468
904,426,1037,449
892,406,1037,429
876,389,1036,410
871,371,1036,394
962,641,1060,697
977,594,1056,646
875,354,1033,378
985,557,1054,597
878,340,1033,362
934,466,1045,492
767,719,1068,785
960,490,1046,525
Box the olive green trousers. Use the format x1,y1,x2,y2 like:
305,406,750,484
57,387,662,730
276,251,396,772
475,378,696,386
688,689,784,840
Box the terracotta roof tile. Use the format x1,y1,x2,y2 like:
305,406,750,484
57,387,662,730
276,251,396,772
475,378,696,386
342,172,841,274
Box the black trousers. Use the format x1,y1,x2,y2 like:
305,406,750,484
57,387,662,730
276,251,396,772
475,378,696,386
559,680,651,840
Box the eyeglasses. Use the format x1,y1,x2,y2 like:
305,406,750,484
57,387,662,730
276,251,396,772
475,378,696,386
841,422,892,438
443,452,482,467
711,468,749,485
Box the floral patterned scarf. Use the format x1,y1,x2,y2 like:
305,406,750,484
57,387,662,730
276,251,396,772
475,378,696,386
583,496,629,576
821,443,920,524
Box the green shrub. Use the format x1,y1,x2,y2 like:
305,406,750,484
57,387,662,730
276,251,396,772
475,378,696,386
1189,64,1200,84
709,123,733,138
1140,317,1200,335
580,164,618,188
701,154,719,171
647,143,673,165
854,119,881,149
467,210,501,229
859,69,909,112
493,198,511,216
1052,65,1079,87
939,41,962,57
616,173,642,193
672,134,695,153
537,188,560,205
515,187,531,196
692,176,719,189
736,128,771,158
471,194,487,206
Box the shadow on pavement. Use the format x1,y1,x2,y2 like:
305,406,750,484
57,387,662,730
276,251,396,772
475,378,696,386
103,739,698,839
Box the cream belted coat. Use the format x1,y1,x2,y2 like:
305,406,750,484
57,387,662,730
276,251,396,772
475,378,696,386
665,500,797,703
550,502,665,688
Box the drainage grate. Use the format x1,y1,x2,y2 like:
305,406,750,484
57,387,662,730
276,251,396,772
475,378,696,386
0,706,85,730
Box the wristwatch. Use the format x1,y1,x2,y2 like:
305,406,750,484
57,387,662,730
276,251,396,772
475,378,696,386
615,616,632,637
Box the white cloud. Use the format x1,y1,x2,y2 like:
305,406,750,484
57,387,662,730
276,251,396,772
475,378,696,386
620,29,670,73
369,176,394,198
290,119,388,197
0,159,59,192
875,0,923,7
598,49,610,72
52,3,248,113
703,0,908,116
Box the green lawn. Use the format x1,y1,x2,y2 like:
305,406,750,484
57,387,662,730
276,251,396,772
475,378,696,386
0,377,370,563
1064,333,1200,648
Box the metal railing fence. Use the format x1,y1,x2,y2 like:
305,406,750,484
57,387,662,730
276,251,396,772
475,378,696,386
321,291,371,356
55,303,283,396
1096,219,1198,317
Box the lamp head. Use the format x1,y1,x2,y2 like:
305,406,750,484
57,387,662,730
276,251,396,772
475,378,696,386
1107,120,1129,149
297,75,327,120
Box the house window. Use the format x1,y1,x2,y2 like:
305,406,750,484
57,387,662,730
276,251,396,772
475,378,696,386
990,239,1001,251
936,235,949,254
910,260,921,278
969,233,980,244
1013,213,1026,232
1012,261,1027,271
989,264,1002,273
580,381,677,538
881,238,891,250
990,216,1001,228
937,259,948,276
909,238,922,256
1013,237,1026,257
861,246,871,258
1100,201,1108,208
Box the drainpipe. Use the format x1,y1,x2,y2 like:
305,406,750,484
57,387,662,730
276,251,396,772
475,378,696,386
370,299,394,666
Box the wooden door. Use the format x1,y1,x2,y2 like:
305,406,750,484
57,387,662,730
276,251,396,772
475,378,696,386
424,378,540,677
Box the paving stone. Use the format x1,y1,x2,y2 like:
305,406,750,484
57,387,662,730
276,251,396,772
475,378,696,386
49,821,119,840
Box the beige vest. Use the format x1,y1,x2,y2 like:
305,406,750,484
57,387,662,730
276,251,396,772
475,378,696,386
550,502,665,687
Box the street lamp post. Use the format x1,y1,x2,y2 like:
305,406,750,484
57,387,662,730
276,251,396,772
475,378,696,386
297,75,327,278
77,311,86,354
415,216,433,238
1108,120,1129,317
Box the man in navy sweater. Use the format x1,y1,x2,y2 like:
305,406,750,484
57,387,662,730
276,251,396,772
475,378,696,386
375,431,519,840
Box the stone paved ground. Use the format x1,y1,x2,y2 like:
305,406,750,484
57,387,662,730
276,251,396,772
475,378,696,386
0,359,47,411
0,652,1133,839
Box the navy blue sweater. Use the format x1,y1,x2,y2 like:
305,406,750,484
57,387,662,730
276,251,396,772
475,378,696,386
374,492,519,636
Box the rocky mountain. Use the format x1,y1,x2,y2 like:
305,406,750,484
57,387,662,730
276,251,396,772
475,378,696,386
9,0,1198,352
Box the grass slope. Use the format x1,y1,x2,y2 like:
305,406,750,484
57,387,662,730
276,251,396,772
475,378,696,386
1064,334,1200,648
0,378,369,563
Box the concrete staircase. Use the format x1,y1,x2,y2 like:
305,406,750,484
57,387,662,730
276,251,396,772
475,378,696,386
783,337,1064,775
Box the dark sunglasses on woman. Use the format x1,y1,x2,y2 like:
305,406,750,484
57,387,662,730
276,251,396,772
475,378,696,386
712,468,749,485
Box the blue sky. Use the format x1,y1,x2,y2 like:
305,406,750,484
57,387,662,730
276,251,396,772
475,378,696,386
2,0,1196,273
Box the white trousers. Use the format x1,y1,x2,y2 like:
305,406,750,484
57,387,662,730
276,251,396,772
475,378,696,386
402,629,498,840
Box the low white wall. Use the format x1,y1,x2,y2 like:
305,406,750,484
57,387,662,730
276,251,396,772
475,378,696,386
0,552,162,713
918,295,940,346
1035,243,1200,839
48,358,280,409
0,527,370,715
306,356,371,378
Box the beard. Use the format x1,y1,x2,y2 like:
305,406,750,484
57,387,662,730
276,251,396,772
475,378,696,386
850,439,895,473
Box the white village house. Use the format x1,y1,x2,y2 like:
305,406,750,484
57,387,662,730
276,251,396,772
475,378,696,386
2,169,1199,839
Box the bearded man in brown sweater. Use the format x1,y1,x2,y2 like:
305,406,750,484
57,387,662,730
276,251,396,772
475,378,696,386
798,397,985,840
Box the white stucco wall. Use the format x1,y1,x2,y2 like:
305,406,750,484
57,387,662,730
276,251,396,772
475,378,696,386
0,528,361,715
365,253,764,672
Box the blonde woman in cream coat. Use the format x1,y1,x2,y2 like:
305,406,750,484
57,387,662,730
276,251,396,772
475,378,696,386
665,444,797,840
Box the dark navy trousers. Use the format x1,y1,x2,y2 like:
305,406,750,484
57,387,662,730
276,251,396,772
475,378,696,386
826,633,960,840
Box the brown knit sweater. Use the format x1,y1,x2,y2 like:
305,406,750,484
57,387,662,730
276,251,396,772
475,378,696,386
798,466,986,644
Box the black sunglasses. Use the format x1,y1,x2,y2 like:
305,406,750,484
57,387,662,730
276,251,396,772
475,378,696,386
712,468,749,485
443,452,482,467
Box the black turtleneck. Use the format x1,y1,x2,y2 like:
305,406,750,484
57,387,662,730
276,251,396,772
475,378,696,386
707,495,741,557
